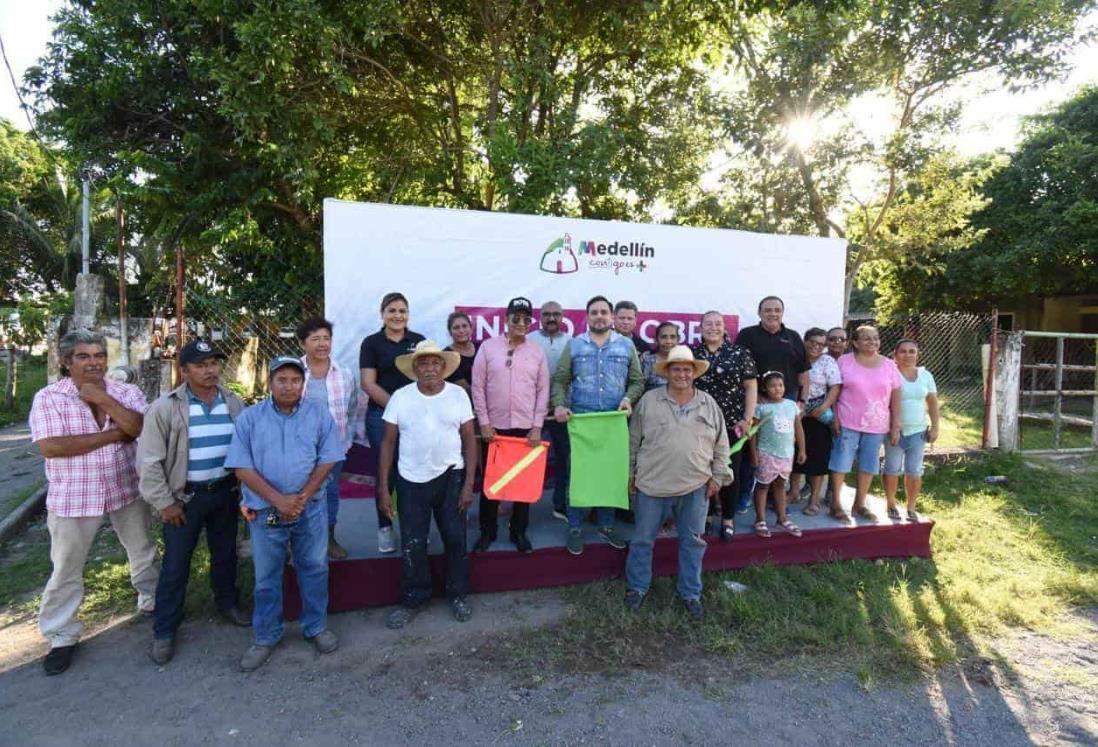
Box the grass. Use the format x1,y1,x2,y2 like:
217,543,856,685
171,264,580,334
492,452,1098,684
0,355,47,429
0,515,254,627
935,395,984,449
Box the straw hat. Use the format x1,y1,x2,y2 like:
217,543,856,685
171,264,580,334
653,344,710,378
395,340,461,381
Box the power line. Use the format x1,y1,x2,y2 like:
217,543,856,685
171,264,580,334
0,29,48,145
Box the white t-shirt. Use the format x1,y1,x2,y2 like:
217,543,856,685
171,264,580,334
382,382,474,483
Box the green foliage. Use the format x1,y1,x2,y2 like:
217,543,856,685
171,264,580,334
932,85,1098,305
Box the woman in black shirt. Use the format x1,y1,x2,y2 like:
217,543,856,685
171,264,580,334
359,292,425,552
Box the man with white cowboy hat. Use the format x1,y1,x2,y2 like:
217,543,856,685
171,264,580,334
377,340,478,629
624,345,732,620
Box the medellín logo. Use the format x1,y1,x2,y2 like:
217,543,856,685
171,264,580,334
539,233,654,275
540,234,579,274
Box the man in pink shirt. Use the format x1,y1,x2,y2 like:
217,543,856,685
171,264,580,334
29,330,160,676
470,297,550,553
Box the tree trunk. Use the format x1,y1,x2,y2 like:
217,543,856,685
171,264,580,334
3,347,15,410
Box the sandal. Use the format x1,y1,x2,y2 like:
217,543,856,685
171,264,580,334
853,506,880,523
777,520,802,538
720,524,735,543
887,506,903,522
830,509,852,524
753,521,771,538
906,509,919,522
802,504,820,516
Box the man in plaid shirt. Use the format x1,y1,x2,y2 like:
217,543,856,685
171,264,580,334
29,329,160,676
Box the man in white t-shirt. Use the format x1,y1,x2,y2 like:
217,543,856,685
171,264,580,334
377,340,478,629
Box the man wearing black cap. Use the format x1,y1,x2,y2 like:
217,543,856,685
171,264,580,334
137,339,250,665
470,297,550,553
225,355,344,672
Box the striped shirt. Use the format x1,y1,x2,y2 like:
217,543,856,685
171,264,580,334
186,388,235,483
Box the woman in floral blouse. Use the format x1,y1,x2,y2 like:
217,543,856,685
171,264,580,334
691,310,757,541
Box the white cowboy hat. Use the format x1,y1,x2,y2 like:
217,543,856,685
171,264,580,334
395,340,461,381
653,344,710,378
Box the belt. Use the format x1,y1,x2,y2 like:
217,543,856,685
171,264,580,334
185,475,237,494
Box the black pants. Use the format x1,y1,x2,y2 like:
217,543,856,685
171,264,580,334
397,468,469,607
545,418,570,513
717,448,746,520
153,481,240,639
478,428,532,537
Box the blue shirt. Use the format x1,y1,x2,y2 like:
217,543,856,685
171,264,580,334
224,397,344,510
186,387,234,483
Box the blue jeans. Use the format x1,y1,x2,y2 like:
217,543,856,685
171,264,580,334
829,427,885,474
626,487,709,601
397,468,469,607
249,498,329,645
153,481,240,639
567,505,615,530
365,408,394,529
325,460,344,527
884,430,928,476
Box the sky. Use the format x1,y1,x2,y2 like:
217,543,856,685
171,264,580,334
2,1,1097,160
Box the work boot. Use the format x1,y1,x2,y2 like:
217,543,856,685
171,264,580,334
240,644,274,672
149,637,174,665
307,629,339,654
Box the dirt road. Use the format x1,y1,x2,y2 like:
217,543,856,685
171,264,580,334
1,589,1095,746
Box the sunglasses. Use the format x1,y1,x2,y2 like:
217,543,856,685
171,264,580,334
827,336,847,342
506,348,515,368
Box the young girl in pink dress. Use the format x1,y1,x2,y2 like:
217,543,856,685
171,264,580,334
751,372,806,538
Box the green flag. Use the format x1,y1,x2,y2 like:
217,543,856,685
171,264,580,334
567,410,630,509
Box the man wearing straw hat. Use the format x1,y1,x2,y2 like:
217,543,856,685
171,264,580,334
377,340,479,629
625,345,732,621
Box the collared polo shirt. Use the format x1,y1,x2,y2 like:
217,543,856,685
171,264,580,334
734,323,809,400
224,398,344,510
185,387,234,483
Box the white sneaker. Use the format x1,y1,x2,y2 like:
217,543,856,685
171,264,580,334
378,526,396,554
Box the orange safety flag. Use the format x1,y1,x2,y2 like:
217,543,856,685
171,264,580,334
482,435,549,503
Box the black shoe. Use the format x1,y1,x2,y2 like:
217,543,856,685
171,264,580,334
624,589,645,611
473,534,494,552
681,598,704,621
219,606,252,627
43,645,76,676
720,524,735,543
511,533,533,554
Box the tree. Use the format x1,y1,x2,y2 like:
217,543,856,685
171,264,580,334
27,0,725,312
927,85,1098,306
702,0,1094,313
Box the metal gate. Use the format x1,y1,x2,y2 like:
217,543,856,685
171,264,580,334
996,331,1098,453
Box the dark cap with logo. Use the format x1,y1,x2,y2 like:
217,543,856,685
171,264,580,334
268,355,306,376
179,339,226,366
507,297,534,317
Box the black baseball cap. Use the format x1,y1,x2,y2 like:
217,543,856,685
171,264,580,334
507,297,534,317
179,339,226,366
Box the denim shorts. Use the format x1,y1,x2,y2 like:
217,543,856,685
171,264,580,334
884,430,928,477
828,427,885,475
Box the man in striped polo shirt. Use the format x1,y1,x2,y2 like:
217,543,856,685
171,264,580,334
137,339,250,665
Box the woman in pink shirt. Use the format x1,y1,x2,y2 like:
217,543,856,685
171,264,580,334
827,326,901,524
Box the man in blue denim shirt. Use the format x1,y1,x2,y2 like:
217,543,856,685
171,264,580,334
551,296,645,555
225,355,344,672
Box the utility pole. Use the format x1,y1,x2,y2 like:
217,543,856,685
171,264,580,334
81,174,90,274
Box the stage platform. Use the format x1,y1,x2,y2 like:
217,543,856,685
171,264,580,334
283,473,933,616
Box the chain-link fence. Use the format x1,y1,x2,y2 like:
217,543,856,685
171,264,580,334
844,311,994,449
175,281,321,400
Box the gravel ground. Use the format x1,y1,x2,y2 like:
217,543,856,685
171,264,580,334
1,589,1095,746
0,422,43,515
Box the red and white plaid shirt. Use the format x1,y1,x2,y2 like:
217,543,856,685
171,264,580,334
29,377,149,517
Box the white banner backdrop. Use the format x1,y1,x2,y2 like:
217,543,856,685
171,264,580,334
324,199,846,370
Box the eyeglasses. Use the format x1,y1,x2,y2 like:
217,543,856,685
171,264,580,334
827,336,847,342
